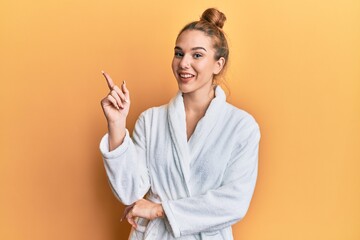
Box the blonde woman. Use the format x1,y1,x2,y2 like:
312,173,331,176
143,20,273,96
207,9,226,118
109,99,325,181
100,8,261,239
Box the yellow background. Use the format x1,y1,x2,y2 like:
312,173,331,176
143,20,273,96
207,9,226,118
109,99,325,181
1,0,359,239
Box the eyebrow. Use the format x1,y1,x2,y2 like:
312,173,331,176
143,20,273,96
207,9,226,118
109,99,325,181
174,46,207,52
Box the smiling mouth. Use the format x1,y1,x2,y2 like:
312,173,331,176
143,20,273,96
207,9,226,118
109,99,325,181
179,73,195,79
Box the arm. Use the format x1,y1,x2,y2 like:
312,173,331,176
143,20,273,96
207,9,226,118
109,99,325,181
99,71,150,205
162,124,261,237
100,112,150,205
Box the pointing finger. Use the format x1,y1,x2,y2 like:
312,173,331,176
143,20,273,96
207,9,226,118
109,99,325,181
101,70,115,90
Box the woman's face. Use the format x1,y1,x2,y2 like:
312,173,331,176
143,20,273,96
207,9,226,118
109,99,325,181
172,30,225,94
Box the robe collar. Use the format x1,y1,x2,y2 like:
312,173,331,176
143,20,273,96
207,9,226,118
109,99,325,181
167,86,227,189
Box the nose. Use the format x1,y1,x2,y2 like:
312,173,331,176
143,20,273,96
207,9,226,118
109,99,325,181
179,54,191,69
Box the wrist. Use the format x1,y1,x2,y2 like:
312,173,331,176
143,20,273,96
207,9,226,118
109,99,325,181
108,118,126,128
107,120,126,151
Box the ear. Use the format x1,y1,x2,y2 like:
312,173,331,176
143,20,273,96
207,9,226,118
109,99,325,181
213,57,226,75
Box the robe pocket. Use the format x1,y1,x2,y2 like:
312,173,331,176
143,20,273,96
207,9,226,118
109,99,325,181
135,217,149,233
129,218,148,240
131,217,161,240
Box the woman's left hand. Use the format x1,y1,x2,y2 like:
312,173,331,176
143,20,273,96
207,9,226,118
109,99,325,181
122,199,164,229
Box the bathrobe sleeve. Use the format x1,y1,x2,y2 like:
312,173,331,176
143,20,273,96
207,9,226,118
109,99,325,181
162,123,261,237
99,113,150,205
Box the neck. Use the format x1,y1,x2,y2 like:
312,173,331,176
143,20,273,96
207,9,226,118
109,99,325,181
183,85,216,114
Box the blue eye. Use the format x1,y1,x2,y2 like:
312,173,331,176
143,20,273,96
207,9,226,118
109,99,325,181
174,52,183,58
194,53,202,59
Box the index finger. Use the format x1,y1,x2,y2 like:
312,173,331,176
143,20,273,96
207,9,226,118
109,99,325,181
101,70,115,90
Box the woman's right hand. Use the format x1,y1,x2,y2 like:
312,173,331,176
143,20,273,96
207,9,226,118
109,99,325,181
100,71,130,150
100,71,130,123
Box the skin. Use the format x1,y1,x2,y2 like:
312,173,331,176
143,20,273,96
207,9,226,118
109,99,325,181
100,71,130,151
100,29,225,229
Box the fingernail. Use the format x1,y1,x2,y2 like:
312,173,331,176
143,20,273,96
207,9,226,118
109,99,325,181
123,80,126,85
101,70,105,74
124,99,129,103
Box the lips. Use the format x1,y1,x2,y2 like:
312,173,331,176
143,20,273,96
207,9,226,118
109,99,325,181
179,73,194,78
178,72,195,82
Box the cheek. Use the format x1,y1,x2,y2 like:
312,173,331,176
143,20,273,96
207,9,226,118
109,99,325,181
194,61,213,75
206,61,219,75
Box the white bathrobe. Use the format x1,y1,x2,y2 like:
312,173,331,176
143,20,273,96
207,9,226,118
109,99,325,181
99,86,261,240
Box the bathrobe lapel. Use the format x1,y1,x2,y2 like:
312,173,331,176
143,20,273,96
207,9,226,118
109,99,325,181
168,91,192,196
167,86,227,196
188,86,227,158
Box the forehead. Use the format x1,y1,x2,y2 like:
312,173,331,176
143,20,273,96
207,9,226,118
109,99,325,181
175,30,213,50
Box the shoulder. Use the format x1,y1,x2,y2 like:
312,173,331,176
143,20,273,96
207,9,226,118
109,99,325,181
225,103,259,130
222,103,261,144
137,104,169,123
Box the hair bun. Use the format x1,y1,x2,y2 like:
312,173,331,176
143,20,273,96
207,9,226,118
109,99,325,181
200,8,227,29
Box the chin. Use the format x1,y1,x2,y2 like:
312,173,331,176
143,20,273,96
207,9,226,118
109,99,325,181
177,82,193,94
178,86,190,94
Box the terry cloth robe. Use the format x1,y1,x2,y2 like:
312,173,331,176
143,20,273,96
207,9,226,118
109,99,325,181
99,86,261,240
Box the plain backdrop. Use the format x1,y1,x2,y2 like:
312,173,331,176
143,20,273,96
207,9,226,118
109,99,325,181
0,0,359,239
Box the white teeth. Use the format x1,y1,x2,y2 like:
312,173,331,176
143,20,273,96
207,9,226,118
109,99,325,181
180,74,194,78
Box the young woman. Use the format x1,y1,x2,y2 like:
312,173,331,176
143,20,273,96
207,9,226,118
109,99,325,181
100,8,261,240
